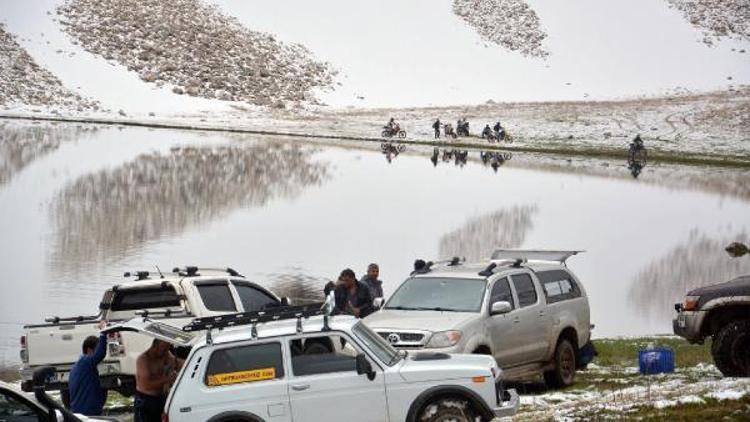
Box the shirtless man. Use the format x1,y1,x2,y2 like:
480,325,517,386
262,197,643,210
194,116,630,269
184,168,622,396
133,339,182,422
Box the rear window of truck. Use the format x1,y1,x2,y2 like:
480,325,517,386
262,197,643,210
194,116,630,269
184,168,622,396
537,270,581,304
111,286,181,311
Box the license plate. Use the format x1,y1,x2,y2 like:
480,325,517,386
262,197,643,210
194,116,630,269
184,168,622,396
678,315,686,328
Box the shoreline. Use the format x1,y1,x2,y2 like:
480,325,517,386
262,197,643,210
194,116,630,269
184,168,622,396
2,112,749,169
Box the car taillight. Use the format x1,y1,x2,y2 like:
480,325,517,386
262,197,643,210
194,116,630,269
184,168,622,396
107,332,125,356
20,335,26,347
683,296,700,311
161,413,169,422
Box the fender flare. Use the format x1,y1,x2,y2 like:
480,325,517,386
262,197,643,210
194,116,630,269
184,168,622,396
405,384,495,422
463,334,493,355
207,410,264,422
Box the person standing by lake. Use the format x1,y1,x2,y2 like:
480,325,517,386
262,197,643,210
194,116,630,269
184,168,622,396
325,268,374,318
68,320,109,416
360,263,384,300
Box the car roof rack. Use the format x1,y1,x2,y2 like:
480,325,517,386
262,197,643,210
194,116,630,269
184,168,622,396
182,301,331,344
411,256,465,275
490,249,583,266
172,266,245,278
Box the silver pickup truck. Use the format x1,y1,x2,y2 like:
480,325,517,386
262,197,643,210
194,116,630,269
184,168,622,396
365,250,595,388
20,267,287,399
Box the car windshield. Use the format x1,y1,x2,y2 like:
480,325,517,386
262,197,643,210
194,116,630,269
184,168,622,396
352,322,401,366
385,277,487,312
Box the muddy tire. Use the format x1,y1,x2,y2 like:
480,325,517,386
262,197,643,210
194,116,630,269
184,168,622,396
381,130,390,138
711,319,750,377
398,130,407,139
544,338,577,389
418,398,480,422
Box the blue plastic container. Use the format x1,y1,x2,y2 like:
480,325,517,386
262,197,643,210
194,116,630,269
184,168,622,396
638,346,675,375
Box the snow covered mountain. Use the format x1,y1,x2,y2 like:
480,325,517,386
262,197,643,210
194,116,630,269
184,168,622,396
0,0,748,114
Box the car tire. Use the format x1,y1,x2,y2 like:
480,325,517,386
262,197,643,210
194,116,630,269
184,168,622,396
418,398,479,422
544,338,577,389
711,319,750,377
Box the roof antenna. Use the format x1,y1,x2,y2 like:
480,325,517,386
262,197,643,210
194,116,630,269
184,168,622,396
155,265,165,279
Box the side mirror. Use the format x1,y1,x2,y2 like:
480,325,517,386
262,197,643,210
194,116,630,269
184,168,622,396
490,301,512,315
373,298,384,310
355,353,376,381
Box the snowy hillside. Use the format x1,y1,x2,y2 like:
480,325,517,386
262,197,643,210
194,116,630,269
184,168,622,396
0,0,748,112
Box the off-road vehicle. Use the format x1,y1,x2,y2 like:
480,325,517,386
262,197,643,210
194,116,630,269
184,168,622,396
366,249,594,388
673,274,750,376
105,300,519,422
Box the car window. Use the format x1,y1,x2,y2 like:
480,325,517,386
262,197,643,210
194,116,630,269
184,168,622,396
385,277,487,312
290,334,359,376
233,282,278,311
205,342,284,387
537,270,581,304
489,277,515,310
111,285,181,311
511,273,537,308
0,391,42,421
196,282,236,312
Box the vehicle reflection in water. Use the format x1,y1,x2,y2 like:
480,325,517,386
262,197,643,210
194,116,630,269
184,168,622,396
48,144,329,278
0,121,97,186
627,156,647,179
480,151,512,172
381,142,405,163
264,268,328,305
438,205,538,262
628,229,750,320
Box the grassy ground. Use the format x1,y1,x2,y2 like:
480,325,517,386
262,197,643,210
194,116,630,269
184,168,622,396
511,336,750,421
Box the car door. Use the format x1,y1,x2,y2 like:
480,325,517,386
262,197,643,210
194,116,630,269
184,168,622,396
0,388,45,422
507,272,550,364
285,332,387,422
486,276,520,366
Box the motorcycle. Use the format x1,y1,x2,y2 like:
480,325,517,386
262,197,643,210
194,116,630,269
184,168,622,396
381,125,407,139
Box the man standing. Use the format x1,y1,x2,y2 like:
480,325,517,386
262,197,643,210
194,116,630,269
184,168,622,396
432,119,441,139
330,268,374,318
134,339,182,422
360,263,384,300
69,320,108,416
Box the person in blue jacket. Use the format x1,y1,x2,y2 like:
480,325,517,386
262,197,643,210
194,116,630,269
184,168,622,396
68,320,108,416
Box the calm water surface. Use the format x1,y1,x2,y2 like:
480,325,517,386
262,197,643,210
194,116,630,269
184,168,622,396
1,120,749,365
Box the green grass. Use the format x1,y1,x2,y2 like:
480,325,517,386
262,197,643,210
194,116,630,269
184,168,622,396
622,396,750,421
592,337,712,368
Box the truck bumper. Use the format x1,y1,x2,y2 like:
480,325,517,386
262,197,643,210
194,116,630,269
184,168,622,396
672,311,705,343
492,388,520,418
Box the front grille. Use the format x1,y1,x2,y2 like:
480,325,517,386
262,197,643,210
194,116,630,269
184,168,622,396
378,331,426,347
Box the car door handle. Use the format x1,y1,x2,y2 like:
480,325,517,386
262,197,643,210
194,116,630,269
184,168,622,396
538,311,546,317
512,317,520,323
291,384,310,391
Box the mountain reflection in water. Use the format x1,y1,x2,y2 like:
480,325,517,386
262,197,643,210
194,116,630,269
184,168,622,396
628,229,750,319
438,205,538,262
49,144,329,276
0,122,97,186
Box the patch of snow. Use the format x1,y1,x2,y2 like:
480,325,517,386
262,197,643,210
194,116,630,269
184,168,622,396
706,390,747,401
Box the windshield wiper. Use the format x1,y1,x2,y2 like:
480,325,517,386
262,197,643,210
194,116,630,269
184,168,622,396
384,306,420,310
411,306,461,312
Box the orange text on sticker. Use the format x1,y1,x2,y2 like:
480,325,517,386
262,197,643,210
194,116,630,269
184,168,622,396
207,367,276,386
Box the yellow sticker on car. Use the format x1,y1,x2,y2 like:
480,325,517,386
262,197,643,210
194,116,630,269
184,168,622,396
207,367,276,386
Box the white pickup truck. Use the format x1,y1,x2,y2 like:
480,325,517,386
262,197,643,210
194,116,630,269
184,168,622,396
20,267,288,399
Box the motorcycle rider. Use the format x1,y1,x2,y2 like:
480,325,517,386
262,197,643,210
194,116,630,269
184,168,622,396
482,124,492,139
432,119,441,139
631,134,644,150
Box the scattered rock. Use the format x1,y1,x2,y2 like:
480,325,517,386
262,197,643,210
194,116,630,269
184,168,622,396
148,111,155,116
57,0,335,106
453,0,549,58
0,24,97,109
118,109,126,116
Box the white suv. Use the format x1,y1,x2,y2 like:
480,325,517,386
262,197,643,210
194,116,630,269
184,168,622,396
108,302,519,422
365,250,593,388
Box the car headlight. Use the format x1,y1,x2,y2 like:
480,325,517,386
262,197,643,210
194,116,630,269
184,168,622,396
426,330,462,348
683,296,700,311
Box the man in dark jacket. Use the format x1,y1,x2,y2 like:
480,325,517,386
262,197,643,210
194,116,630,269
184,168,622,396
360,263,383,299
326,269,374,318
69,320,108,416
432,119,441,139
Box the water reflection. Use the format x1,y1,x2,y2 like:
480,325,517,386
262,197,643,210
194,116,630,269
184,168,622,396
381,142,406,163
49,144,329,276
263,267,328,305
438,205,538,261
0,121,97,186
628,230,750,319
480,151,513,173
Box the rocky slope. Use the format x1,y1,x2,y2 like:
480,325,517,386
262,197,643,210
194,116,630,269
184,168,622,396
453,0,548,57
0,24,96,110
57,0,335,108
667,0,750,45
